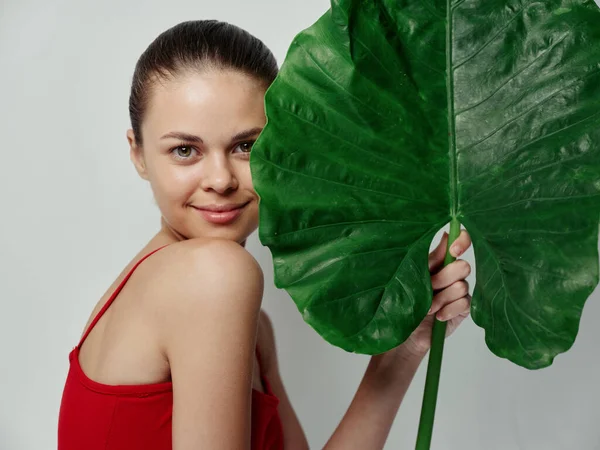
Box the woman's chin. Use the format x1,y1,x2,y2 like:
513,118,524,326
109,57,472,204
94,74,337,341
191,226,256,245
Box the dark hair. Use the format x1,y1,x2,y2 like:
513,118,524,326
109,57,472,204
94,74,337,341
129,20,278,145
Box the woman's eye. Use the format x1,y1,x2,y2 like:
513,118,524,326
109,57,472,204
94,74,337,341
235,141,254,154
172,146,195,159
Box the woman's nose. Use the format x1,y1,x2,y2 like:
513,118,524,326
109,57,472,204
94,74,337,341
200,155,238,193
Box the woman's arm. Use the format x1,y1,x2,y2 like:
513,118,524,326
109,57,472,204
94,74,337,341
261,314,425,450
256,312,311,450
157,239,264,450
322,346,426,450
323,230,472,450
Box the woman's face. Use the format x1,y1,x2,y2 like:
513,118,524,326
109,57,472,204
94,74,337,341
128,69,267,244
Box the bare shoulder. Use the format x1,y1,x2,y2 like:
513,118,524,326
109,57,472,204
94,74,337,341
141,238,263,303
136,238,265,344
161,237,262,274
155,236,265,328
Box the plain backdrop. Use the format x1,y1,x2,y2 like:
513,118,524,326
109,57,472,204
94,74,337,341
1,1,600,449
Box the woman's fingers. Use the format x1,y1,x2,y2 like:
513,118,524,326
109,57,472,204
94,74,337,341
430,259,471,291
436,294,471,322
428,229,472,273
428,280,469,315
449,229,472,258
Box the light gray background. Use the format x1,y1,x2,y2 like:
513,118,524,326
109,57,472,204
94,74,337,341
1,1,600,449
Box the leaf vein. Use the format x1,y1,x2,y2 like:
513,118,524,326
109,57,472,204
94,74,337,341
253,152,436,204
288,245,410,288
334,225,439,341
462,150,595,205
459,108,600,185
275,101,422,168
268,219,434,240
459,68,600,155
455,34,569,116
483,226,593,237
307,284,387,309
453,2,529,71
466,193,600,216
295,42,387,117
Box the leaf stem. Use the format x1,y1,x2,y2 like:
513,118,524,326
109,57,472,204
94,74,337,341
415,217,461,450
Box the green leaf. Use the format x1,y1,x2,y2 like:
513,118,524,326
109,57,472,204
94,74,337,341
250,0,600,369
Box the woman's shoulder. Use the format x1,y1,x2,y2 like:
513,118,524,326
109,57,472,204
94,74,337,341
134,237,264,322
139,237,263,283
163,237,260,264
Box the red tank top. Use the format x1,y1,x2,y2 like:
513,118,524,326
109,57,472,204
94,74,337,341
58,246,284,450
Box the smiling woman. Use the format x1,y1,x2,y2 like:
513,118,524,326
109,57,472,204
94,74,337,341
57,21,296,450
55,17,473,450
128,67,268,243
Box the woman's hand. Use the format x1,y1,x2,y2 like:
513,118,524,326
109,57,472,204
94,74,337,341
402,230,473,357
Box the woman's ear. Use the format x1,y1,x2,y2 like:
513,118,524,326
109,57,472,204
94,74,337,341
127,129,148,180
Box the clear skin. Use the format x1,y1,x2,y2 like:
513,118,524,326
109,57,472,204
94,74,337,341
77,68,472,450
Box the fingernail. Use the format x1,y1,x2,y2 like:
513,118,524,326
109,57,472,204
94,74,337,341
451,245,462,256
428,307,434,315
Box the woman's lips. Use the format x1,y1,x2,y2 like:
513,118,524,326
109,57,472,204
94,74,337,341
194,202,248,224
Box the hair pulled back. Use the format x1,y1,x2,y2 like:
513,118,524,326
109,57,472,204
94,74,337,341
129,20,278,144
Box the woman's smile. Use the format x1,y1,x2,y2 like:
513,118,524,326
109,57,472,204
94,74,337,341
192,201,250,225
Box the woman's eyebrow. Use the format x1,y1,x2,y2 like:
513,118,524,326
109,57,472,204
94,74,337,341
160,131,203,143
230,127,263,143
160,127,263,144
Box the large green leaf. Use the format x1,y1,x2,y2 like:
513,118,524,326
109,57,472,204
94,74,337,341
250,0,600,369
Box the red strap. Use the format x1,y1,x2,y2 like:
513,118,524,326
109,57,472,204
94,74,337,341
77,245,169,348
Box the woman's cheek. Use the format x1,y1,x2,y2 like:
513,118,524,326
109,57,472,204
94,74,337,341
158,166,197,202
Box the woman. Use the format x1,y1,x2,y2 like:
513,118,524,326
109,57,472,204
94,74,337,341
58,20,472,450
